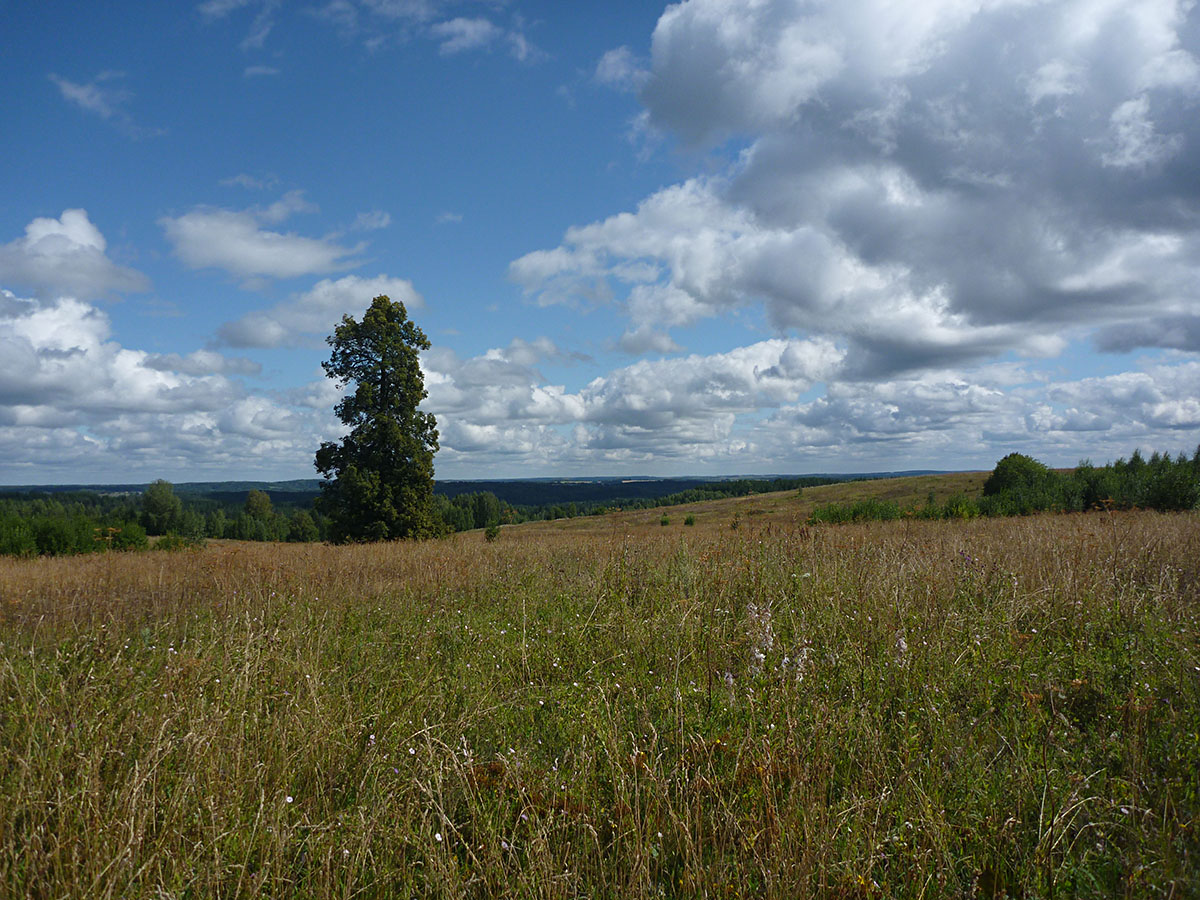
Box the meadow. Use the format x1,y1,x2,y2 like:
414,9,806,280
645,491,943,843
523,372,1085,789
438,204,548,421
1,481,1197,898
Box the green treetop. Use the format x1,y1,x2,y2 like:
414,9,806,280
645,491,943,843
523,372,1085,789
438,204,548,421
314,295,441,542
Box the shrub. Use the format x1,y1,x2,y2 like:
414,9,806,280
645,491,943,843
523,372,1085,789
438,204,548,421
0,517,36,557
109,521,149,551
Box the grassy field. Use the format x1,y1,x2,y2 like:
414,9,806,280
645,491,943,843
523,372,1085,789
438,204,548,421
1,478,1197,898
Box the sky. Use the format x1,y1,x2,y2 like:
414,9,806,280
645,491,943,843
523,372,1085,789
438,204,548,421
2,0,1199,485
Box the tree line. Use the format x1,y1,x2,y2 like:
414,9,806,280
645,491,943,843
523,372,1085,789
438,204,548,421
808,448,1200,525
0,474,848,558
0,481,325,557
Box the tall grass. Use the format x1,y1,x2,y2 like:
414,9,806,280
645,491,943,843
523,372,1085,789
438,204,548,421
1,511,1198,898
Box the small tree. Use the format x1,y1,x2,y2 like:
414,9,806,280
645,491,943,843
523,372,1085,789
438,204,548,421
315,295,441,542
244,489,274,520
141,479,182,535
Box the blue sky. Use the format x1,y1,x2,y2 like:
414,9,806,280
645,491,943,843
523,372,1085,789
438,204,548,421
2,0,1198,484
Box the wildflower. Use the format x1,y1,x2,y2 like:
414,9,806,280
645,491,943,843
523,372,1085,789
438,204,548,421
435,832,443,842
286,795,294,803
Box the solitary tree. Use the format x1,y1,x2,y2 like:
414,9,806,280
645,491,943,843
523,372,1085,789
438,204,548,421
314,295,441,542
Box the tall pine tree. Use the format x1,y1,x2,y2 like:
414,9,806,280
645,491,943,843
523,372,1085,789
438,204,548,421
314,296,441,542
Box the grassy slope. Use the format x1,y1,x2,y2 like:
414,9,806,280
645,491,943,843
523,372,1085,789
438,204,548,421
517,471,989,535
1,474,1197,899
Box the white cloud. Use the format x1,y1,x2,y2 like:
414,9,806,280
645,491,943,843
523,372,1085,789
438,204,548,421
0,291,235,419
49,72,129,119
431,17,501,54
428,15,541,61
218,274,422,347
0,288,335,482
595,46,648,91
513,0,1200,380
1101,94,1184,168
617,326,682,355
142,350,262,376
49,72,162,137
352,210,392,230
0,209,149,300
160,193,364,281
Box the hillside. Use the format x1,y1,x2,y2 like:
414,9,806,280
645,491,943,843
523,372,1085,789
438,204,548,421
493,470,990,536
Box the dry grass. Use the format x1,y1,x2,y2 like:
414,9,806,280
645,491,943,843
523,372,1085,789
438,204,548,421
1,503,1198,898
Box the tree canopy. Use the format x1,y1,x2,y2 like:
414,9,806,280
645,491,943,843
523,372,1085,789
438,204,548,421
314,296,441,542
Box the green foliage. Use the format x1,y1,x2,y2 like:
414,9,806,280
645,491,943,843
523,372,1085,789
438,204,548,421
315,296,440,542
140,480,182,535
982,452,1051,496
154,533,195,552
484,523,500,542
287,510,320,543
811,447,1200,526
244,489,274,520
809,497,902,524
108,521,148,550
941,492,979,519
684,514,696,526
0,518,36,557
660,515,670,526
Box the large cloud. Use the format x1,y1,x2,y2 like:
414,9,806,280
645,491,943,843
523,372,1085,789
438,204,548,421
0,210,150,301
422,330,1200,473
515,0,1200,378
160,192,365,281
0,289,332,482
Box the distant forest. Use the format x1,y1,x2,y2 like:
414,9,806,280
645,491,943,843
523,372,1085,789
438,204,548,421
0,475,855,557
9,448,1192,558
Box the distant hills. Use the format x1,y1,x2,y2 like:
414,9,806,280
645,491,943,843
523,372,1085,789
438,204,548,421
0,472,948,510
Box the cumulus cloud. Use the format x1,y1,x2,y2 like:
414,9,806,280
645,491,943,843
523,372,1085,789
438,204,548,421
0,291,235,423
423,336,846,464
431,17,501,54
142,349,262,376
0,209,150,301
217,274,422,347
429,15,541,61
160,193,366,281
513,0,1200,380
423,331,1200,473
1093,315,1200,353
595,46,648,91
0,288,333,482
